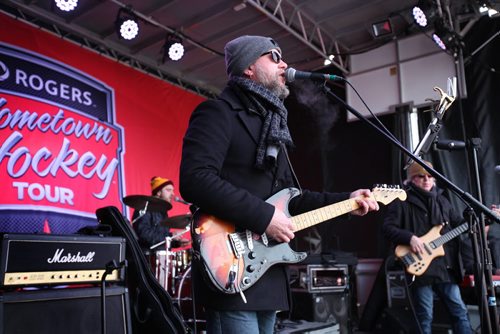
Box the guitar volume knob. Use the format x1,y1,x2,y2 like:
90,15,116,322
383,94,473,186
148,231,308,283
247,265,255,272
242,277,251,285
248,251,256,259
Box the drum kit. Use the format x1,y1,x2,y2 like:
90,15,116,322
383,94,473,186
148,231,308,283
123,194,203,328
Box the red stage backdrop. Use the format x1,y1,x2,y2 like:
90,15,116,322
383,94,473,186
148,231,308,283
0,13,205,234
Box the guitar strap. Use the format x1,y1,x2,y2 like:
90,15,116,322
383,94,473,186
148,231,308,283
280,142,303,195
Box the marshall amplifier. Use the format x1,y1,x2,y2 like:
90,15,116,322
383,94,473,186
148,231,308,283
290,264,349,293
0,286,132,334
0,233,125,287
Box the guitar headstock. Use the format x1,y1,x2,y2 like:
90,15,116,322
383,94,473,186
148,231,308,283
372,184,407,205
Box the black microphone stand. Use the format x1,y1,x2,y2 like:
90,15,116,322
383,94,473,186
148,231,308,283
468,137,499,332
320,83,500,334
101,260,127,334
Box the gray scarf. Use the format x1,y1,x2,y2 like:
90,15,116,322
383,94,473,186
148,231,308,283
230,76,293,169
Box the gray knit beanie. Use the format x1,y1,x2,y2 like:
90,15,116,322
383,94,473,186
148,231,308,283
224,35,281,77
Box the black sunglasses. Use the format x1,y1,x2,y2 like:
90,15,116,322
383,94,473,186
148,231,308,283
262,49,282,64
415,174,433,179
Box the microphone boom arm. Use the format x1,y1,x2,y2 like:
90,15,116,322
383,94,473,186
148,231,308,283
320,84,500,225
405,86,456,169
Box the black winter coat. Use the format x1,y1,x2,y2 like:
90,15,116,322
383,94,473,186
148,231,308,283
132,210,171,249
382,184,466,285
180,84,349,311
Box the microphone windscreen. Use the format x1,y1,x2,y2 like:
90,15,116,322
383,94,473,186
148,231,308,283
284,68,296,83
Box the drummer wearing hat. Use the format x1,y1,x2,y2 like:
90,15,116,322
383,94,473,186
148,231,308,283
132,176,177,249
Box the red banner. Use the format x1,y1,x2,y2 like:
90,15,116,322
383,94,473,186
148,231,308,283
0,13,204,233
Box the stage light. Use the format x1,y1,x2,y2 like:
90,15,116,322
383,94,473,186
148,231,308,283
323,55,335,66
163,34,184,61
479,4,499,17
432,19,463,53
371,19,393,38
54,0,78,12
412,0,436,28
412,6,428,27
116,8,139,40
432,33,447,50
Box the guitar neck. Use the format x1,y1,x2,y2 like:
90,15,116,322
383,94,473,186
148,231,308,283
292,197,360,232
433,222,469,247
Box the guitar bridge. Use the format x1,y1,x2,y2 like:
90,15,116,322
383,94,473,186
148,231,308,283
228,233,245,258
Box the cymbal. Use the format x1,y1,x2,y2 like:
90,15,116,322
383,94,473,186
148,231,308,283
123,195,172,212
160,214,192,229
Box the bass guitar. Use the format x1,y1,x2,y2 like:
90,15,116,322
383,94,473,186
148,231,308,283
191,185,406,295
395,222,468,276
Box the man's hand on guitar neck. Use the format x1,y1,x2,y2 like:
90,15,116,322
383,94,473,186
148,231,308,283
350,189,380,216
265,208,295,243
410,235,426,254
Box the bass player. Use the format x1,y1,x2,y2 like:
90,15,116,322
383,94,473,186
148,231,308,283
382,160,472,334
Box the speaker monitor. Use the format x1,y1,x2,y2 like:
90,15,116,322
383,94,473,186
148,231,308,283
291,291,350,333
386,270,410,308
374,307,421,334
0,286,131,334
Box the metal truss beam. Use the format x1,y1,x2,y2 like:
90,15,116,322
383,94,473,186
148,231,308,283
246,0,349,74
0,3,217,99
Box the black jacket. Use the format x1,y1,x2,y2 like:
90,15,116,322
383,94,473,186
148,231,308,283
132,210,171,249
382,184,466,285
180,84,349,310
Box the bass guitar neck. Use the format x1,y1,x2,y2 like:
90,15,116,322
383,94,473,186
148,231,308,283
395,222,468,276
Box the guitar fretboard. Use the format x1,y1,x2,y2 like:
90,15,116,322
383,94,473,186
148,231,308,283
292,198,360,232
290,190,402,231
432,222,469,248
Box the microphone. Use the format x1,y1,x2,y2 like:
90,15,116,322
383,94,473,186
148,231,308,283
495,165,500,174
435,139,466,151
174,196,191,205
285,67,343,83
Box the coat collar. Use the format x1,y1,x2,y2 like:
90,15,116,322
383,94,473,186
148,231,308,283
219,85,262,144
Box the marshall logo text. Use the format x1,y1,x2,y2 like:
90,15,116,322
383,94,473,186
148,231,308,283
47,248,96,264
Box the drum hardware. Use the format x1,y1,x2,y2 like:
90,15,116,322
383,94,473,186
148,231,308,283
176,265,206,331
150,226,190,250
150,227,190,294
159,214,192,229
123,195,172,215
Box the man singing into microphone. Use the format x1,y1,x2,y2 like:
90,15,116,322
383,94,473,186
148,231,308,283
180,35,379,333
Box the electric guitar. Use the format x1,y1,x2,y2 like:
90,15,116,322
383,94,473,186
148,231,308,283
191,185,407,295
395,222,468,276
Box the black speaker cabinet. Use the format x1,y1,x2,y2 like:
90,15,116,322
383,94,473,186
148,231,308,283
0,286,131,334
374,307,421,334
386,270,410,308
291,291,350,334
